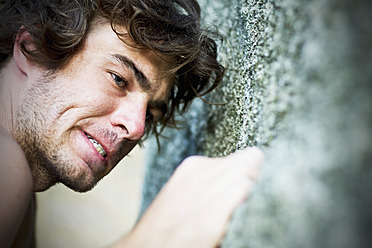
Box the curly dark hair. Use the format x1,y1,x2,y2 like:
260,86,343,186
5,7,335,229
0,0,224,140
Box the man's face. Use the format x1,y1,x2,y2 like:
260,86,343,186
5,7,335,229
13,21,173,192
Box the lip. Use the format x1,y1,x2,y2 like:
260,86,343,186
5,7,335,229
74,128,138,175
69,129,111,179
82,131,109,162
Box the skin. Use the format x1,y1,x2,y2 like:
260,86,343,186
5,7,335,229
0,126,33,247
114,149,264,248
0,20,264,247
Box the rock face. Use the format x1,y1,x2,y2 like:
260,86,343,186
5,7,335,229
141,0,372,247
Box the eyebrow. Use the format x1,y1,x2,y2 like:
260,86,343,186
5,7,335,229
111,54,151,91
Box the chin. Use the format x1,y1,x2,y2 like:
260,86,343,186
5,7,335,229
61,175,99,193
49,158,102,193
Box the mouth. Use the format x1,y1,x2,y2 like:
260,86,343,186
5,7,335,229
84,132,107,158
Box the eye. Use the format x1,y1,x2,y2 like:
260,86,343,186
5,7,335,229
111,73,128,89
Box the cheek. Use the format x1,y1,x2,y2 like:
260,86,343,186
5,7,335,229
43,97,110,138
67,86,115,115
69,81,115,112
49,72,121,125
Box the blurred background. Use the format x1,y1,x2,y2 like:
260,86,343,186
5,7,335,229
36,146,145,248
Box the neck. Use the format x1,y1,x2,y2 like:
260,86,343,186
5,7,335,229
0,58,26,134
0,58,56,192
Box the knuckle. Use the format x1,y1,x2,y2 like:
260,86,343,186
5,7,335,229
174,155,216,177
180,155,210,167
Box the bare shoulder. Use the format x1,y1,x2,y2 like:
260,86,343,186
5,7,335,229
0,126,33,247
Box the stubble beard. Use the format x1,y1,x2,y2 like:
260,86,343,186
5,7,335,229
12,75,98,192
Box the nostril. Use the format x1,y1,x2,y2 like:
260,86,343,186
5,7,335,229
118,124,129,134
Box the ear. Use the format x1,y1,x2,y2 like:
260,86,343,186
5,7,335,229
13,28,36,77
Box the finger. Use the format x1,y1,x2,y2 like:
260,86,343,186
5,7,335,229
222,147,265,180
209,178,255,246
225,146,265,164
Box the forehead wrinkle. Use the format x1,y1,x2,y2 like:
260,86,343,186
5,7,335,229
111,54,152,92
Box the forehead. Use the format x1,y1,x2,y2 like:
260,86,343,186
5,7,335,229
81,20,174,99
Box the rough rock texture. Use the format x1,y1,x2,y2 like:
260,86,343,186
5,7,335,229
141,0,372,247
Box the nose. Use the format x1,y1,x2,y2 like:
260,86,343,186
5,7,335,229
110,94,147,141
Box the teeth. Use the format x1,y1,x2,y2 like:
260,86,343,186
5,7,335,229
86,134,107,157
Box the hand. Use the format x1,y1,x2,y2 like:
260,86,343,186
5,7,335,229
114,147,264,248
